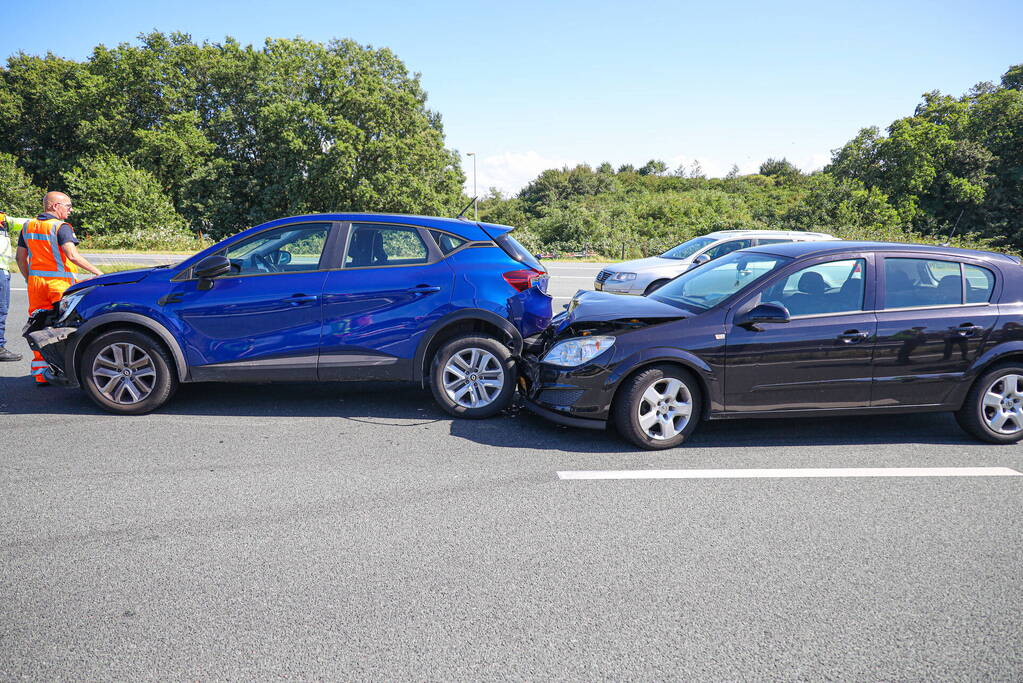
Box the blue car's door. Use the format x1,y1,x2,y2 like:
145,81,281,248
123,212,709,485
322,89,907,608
165,222,334,381
319,222,455,381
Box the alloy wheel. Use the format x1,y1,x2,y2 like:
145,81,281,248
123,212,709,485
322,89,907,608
91,342,157,405
982,373,1023,435
637,377,693,440
443,348,505,409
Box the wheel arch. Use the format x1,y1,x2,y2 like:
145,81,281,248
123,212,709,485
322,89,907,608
606,349,716,420
413,309,524,387
68,313,189,383
948,341,1023,409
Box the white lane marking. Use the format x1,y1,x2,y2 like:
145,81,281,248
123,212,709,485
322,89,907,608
558,467,1023,480
549,275,596,279
11,288,26,291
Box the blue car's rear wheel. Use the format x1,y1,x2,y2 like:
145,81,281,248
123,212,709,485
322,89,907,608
430,335,516,418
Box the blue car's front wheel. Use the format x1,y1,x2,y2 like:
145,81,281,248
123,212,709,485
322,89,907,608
430,335,516,419
80,329,178,415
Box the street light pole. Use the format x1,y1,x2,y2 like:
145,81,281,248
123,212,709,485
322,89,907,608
466,152,477,221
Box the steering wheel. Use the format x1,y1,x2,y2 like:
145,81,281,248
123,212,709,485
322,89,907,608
254,253,278,273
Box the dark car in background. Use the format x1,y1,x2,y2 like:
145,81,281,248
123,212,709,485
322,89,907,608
522,241,1023,449
25,213,551,417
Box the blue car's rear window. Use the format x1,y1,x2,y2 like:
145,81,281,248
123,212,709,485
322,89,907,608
496,233,543,272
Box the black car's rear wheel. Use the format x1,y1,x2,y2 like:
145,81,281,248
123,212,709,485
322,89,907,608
614,364,702,449
80,329,177,415
430,335,516,418
956,363,1023,444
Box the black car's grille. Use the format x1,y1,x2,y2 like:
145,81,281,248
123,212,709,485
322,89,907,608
596,270,612,283
538,389,585,407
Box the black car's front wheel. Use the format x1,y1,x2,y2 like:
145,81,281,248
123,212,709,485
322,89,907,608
80,329,177,415
430,335,516,418
614,364,702,449
955,363,1023,444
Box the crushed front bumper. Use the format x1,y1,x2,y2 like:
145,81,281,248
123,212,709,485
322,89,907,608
518,352,612,430
22,308,78,386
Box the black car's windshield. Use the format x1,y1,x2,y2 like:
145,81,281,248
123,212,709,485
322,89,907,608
660,236,716,260
651,251,790,311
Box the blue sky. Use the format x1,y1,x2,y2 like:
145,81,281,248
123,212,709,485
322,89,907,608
2,0,1020,194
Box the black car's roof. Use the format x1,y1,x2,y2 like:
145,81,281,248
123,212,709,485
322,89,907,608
751,240,1019,264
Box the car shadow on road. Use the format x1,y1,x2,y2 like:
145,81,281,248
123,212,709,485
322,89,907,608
0,375,979,451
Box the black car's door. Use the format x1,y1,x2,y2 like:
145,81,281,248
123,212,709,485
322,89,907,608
871,255,1001,406
724,254,878,412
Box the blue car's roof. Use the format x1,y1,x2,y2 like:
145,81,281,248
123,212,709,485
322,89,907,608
751,240,1019,264
256,213,512,242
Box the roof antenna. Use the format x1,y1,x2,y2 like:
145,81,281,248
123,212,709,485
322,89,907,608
942,209,965,246
456,196,478,220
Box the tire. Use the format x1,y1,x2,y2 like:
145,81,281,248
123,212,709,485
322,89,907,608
430,335,517,418
644,279,670,296
955,363,1023,444
79,329,178,415
613,364,702,449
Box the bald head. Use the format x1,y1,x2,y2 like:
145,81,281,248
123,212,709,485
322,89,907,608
43,192,70,212
43,192,73,220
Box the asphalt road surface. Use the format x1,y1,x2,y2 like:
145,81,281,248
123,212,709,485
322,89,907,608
2,278,1021,680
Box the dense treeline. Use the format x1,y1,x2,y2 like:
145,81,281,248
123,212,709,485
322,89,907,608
480,64,1023,258
0,32,464,248
0,33,1019,259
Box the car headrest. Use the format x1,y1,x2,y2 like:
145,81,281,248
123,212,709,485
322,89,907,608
798,271,829,295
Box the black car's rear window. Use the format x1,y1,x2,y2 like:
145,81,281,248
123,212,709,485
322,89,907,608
495,233,543,271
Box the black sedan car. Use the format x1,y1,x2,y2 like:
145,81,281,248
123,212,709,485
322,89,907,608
521,241,1023,449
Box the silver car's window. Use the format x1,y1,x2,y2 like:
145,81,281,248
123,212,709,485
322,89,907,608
652,251,789,311
660,236,715,260
703,239,753,259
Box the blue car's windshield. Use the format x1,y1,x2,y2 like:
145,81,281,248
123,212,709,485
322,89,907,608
660,236,716,260
651,251,790,311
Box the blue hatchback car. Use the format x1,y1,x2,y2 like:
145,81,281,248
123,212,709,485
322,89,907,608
24,213,552,417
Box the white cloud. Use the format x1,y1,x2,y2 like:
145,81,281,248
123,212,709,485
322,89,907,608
462,151,579,197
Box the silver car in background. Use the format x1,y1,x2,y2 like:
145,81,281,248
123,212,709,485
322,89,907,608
595,229,838,295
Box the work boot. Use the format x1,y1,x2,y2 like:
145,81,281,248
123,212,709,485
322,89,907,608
0,347,22,362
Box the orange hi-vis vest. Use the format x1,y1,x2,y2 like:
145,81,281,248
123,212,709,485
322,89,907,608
23,217,80,283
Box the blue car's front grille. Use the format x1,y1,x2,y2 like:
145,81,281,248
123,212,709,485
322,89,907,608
596,270,612,284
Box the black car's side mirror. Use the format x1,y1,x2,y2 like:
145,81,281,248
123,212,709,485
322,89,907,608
194,254,232,291
736,302,790,330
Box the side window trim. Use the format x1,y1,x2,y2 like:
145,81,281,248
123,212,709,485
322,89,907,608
880,254,968,310
339,222,442,270
732,252,876,322
174,221,338,281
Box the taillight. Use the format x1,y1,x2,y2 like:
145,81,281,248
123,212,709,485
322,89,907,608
503,268,545,292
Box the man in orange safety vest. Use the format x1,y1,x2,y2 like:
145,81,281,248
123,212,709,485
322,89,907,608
15,191,103,385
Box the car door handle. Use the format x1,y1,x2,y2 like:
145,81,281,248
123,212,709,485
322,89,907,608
957,323,984,337
837,330,869,344
407,284,442,293
285,294,319,305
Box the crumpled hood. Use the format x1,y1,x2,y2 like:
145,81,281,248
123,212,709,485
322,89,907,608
555,290,689,330
605,255,688,273
66,267,157,293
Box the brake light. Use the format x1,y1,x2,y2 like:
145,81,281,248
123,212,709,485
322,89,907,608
503,268,545,292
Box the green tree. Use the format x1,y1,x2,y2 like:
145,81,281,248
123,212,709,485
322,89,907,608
759,158,801,180
64,154,188,236
0,152,43,221
0,32,466,241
